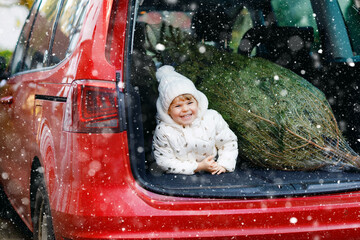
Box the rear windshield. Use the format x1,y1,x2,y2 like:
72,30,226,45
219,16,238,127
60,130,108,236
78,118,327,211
125,0,360,198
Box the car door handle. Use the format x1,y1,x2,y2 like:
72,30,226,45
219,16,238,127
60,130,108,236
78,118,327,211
0,96,13,104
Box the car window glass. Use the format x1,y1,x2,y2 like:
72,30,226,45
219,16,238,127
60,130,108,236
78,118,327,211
23,0,60,71
50,0,88,66
10,1,40,74
138,11,192,64
338,0,360,56
271,0,320,51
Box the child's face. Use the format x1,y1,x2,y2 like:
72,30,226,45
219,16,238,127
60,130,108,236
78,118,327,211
168,95,198,126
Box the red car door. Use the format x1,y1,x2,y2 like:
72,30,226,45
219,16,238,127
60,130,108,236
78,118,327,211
0,0,60,224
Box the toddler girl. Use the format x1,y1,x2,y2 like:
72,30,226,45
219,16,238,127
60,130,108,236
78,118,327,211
152,65,238,175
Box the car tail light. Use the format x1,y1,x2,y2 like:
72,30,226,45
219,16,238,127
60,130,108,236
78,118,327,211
63,80,121,133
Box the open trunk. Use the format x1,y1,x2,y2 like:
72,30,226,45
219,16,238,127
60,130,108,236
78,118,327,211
124,0,360,198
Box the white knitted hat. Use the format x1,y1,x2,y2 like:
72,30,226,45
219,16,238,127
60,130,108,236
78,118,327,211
155,65,208,124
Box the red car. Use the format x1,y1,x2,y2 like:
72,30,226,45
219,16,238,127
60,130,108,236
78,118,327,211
1,0,360,239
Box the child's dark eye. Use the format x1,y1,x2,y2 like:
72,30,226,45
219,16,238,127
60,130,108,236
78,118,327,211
188,101,193,105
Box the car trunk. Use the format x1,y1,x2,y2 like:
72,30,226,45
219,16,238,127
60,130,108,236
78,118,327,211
123,0,360,199
125,73,360,198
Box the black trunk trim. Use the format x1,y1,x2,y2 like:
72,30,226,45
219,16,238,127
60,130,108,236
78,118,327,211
35,94,67,102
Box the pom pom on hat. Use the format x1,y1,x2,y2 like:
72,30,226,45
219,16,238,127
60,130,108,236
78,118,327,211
156,65,178,83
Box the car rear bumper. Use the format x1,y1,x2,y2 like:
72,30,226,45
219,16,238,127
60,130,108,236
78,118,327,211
51,183,360,239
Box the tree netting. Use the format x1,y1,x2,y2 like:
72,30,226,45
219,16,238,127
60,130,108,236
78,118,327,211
146,25,360,171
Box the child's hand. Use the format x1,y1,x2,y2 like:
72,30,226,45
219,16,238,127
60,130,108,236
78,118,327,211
196,156,227,175
195,155,216,173
211,165,226,175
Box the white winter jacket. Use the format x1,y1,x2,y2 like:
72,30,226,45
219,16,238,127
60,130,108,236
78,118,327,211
152,108,238,175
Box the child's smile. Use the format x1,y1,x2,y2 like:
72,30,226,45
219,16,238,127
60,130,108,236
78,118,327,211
168,97,198,126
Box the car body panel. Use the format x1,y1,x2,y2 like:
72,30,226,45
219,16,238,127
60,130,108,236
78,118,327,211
0,0,119,232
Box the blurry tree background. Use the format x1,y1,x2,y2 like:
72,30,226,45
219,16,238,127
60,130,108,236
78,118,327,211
0,0,32,69
18,0,34,9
